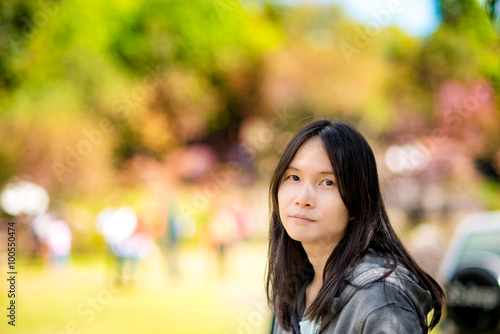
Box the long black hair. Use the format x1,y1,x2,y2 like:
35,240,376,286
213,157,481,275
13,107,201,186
266,119,444,331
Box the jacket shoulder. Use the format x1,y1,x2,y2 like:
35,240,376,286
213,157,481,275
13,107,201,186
320,252,432,333
323,280,427,333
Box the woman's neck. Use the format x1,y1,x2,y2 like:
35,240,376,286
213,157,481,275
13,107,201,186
302,242,336,311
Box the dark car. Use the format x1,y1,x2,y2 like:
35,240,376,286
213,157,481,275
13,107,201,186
438,211,500,334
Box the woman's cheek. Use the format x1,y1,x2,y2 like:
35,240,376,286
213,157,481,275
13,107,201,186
278,184,291,201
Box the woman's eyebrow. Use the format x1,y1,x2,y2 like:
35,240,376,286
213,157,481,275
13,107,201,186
287,165,335,175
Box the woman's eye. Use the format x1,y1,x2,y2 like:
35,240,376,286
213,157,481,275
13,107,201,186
287,175,299,181
321,179,334,186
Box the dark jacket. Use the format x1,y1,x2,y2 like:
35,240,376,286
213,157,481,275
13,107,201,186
272,250,433,334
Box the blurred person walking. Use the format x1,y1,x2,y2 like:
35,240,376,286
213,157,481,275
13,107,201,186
207,205,239,278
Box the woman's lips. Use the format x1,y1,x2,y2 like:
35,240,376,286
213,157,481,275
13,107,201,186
290,215,315,223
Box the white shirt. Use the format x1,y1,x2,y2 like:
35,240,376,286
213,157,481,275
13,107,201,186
299,317,319,334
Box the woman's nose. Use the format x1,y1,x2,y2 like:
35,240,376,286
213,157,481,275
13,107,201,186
294,184,315,207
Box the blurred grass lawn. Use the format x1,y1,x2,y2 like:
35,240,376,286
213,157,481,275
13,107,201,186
0,240,443,334
0,241,272,334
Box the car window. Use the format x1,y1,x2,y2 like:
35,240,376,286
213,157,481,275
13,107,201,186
461,231,500,256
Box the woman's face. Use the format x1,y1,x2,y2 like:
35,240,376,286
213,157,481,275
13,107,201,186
278,136,350,251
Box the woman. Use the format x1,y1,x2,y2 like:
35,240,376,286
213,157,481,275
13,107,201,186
266,119,444,334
